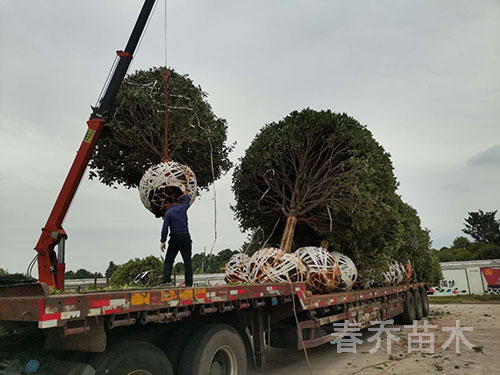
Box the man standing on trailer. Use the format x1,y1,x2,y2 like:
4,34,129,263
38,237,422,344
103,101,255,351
160,194,193,287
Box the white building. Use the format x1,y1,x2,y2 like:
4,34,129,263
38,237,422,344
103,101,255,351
429,259,500,296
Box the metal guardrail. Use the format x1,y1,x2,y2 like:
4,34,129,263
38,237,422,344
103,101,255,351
64,273,226,290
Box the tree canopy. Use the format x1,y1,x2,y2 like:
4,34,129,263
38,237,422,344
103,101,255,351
435,209,500,262
89,67,233,189
65,269,103,279
110,256,162,287
463,210,500,245
232,108,441,283
105,261,119,278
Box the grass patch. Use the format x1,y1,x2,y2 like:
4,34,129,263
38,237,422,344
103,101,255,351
472,345,484,353
429,294,500,304
433,363,444,372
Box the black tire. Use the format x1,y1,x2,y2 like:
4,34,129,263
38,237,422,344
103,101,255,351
90,341,174,375
401,291,416,324
179,324,247,375
414,289,423,320
160,323,199,372
421,288,430,317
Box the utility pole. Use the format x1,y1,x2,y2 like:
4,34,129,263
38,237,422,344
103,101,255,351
202,246,206,273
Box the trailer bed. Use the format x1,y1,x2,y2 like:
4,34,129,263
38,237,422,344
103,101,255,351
0,281,423,329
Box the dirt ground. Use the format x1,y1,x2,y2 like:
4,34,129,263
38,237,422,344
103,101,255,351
250,303,499,375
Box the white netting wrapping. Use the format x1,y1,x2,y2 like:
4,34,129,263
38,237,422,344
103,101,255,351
247,247,308,284
224,253,250,284
393,261,406,284
295,247,341,293
382,262,398,285
139,161,197,217
331,251,357,291
363,279,375,289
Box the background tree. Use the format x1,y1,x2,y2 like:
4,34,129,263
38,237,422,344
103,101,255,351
105,261,119,279
233,109,401,275
451,236,470,249
193,249,239,273
389,199,442,285
0,268,7,275
463,210,500,245
65,269,102,279
110,256,162,286
89,67,233,189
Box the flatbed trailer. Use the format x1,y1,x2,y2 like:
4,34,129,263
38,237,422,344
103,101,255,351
0,281,429,374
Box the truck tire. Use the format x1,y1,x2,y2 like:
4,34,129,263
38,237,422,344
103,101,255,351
160,323,199,372
90,341,174,375
400,291,416,324
413,289,423,320
421,288,430,317
178,324,247,375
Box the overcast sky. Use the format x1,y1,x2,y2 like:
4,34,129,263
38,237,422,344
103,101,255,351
1,0,499,275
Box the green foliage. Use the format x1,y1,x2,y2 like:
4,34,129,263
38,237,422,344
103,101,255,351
0,268,7,275
232,108,442,284
105,261,119,278
89,67,233,189
233,109,400,275
435,243,500,262
390,199,442,285
463,210,500,245
451,236,470,249
65,269,103,279
110,256,162,287
192,249,239,274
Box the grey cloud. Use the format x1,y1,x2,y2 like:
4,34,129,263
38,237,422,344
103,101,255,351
467,145,500,168
1,0,499,273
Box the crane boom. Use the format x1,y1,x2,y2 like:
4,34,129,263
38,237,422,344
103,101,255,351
35,0,157,289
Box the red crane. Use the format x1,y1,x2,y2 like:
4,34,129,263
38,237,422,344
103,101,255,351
34,0,157,289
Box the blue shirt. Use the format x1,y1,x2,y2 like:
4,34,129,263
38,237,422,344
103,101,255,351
161,195,190,242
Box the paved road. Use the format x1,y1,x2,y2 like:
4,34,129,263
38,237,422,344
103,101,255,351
250,303,500,375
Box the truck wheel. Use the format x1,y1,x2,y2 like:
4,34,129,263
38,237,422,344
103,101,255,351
90,341,174,375
401,291,416,324
413,289,423,320
421,288,430,317
179,324,247,375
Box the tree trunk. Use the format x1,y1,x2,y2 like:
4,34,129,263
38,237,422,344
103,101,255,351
280,215,297,253
320,240,329,249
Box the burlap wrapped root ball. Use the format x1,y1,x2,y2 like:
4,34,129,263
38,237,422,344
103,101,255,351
404,260,413,282
247,247,308,284
331,251,358,291
295,247,341,293
139,161,197,217
225,253,250,284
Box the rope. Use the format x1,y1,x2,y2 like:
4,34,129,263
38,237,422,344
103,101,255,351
261,218,280,250
288,278,313,375
242,228,263,255
167,104,219,259
327,205,333,233
164,0,168,68
95,55,118,108
161,69,170,161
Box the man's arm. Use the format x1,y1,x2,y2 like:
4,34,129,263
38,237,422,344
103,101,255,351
180,194,190,210
161,213,170,243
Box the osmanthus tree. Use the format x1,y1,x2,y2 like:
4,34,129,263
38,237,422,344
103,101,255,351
89,67,233,189
232,109,402,275
390,198,442,285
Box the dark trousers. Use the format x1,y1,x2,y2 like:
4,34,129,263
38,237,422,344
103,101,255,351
163,232,193,286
